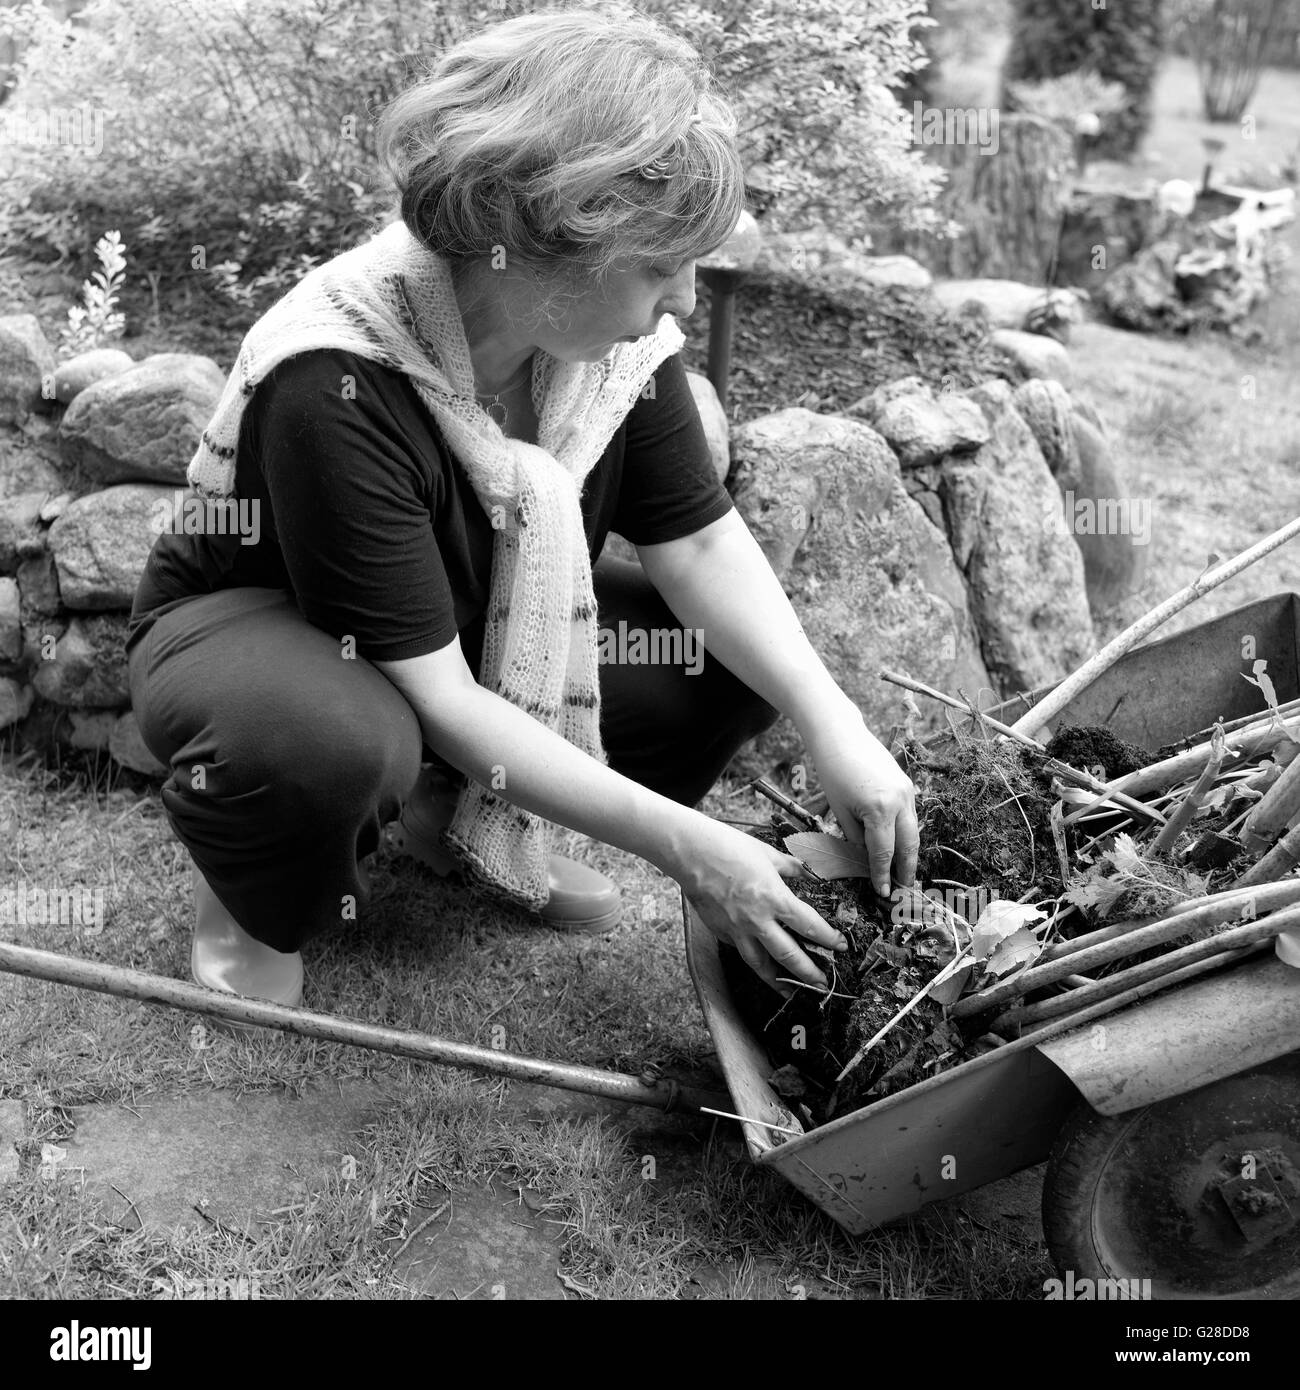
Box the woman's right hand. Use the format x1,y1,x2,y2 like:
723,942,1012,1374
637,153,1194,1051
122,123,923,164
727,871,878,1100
668,817,849,995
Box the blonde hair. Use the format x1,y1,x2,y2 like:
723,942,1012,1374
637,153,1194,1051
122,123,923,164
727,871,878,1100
377,3,745,282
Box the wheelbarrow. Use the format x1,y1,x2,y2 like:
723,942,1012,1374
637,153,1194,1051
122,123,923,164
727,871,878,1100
685,591,1300,1300
2,596,1299,1297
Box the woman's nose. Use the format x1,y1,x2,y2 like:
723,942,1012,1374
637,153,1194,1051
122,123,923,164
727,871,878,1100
660,262,697,318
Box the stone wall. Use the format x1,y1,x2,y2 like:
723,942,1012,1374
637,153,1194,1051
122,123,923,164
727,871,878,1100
0,271,1145,781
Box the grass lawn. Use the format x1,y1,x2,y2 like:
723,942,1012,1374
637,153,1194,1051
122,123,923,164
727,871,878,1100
3,40,1300,1299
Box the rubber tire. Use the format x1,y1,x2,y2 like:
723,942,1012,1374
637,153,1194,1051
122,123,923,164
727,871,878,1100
1042,1055,1300,1300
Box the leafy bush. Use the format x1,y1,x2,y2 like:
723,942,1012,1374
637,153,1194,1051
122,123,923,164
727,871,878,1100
60,229,127,357
1169,0,1289,122
0,0,945,313
1000,0,1165,159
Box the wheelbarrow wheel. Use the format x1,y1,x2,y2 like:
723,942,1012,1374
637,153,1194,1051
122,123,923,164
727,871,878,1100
1042,1056,1300,1299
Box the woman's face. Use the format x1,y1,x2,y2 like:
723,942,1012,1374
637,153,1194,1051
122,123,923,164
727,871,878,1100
529,255,698,361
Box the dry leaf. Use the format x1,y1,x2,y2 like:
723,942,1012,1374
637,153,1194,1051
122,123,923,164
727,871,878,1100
783,831,875,880
970,899,1046,960
928,963,974,1005
982,926,1045,978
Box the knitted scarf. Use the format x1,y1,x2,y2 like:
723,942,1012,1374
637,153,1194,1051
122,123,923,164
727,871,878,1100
187,219,684,910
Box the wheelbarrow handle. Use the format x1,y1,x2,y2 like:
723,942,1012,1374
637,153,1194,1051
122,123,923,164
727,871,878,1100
0,940,728,1116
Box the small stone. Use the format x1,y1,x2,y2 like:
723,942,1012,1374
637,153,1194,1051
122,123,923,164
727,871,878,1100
685,370,729,484
67,708,118,751
58,352,227,485
16,549,61,617
0,576,20,662
110,709,168,777
39,491,73,523
855,381,990,469
0,675,33,731
0,314,57,424
991,329,1073,386
0,491,47,573
51,347,135,406
31,612,131,707
48,483,174,610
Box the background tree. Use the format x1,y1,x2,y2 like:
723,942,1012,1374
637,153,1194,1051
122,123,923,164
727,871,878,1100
1000,0,1165,160
1170,0,1288,122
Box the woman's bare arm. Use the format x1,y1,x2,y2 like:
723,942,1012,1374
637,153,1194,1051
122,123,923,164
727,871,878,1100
374,639,849,990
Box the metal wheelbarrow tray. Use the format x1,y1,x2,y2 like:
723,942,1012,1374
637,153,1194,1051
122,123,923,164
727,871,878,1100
684,592,1300,1292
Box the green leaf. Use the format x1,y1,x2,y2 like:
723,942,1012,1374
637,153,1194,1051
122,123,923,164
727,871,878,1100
782,831,875,881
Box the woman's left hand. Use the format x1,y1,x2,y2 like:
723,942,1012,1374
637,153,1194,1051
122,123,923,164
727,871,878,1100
809,719,920,899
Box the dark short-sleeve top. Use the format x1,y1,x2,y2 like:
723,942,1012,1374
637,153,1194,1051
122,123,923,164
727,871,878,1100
129,347,733,671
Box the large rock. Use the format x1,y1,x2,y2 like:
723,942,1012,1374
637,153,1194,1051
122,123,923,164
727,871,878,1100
31,612,131,707
0,314,56,423
58,352,226,485
1013,379,1080,490
1013,379,1146,612
0,676,33,731
991,328,1072,386
939,381,1095,691
728,409,991,758
0,491,47,573
47,483,174,610
0,576,20,662
52,347,135,406
755,230,931,296
684,370,729,484
110,709,168,777
930,279,1054,330
1069,408,1149,612
850,376,990,469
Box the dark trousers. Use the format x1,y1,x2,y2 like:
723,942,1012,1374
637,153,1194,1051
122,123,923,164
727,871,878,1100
127,556,778,952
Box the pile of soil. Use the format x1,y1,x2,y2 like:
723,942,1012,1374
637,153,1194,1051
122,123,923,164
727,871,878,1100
720,735,1064,1122
677,269,1026,425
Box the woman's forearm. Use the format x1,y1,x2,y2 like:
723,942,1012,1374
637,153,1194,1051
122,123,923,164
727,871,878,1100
376,649,705,876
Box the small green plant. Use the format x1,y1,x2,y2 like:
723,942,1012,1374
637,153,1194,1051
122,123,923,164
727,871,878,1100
60,230,127,358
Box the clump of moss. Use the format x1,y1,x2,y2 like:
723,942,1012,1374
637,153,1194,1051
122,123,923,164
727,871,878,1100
902,736,1062,899
1045,724,1156,779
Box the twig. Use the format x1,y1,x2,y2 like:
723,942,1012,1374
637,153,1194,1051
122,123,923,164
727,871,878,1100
700,1107,803,1137
991,916,1288,1029
389,1201,451,1263
954,898,1300,1020
880,668,1163,822
749,777,827,832
834,945,973,1084
1011,516,1300,740
1149,725,1224,856
109,1183,143,1233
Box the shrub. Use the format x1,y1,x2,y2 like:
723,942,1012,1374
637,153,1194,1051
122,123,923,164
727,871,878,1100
1000,0,1165,160
1170,0,1289,122
0,0,946,313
